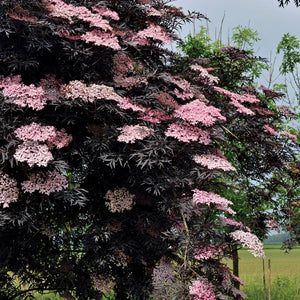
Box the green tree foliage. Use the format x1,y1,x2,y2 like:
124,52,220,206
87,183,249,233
177,25,268,84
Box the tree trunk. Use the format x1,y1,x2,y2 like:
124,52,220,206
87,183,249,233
232,244,240,289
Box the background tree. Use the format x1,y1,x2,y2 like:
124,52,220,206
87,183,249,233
177,22,300,285
278,0,300,7
0,1,298,300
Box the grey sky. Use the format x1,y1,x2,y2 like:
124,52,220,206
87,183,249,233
174,0,300,59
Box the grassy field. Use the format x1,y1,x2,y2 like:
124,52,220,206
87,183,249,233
227,244,300,300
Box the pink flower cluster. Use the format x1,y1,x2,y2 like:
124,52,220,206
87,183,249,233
114,75,148,89
189,279,216,300
278,105,295,119
81,30,121,50
21,171,68,195
230,230,265,258
0,75,47,110
215,86,259,115
117,125,153,143
40,74,63,102
117,97,146,113
215,87,260,104
112,53,134,77
152,258,175,290
92,7,120,21
47,129,73,149
14,123,72,167
281,131,298,143
174,100,226,126
44,0,112,31
220,217,251,232
263,124,279,136
91,274,115,293
193,154,236,171
14,142,53,167
174,88,194,100
265,213,280,233
229,99,255,115
15,122,72,149
164,74,194,100
251,106,275,116
192,189,236,215
193,245,223,260
190,64,219,84
137,24,172,44
104,188,135,213
0,172,19,208
15,122,56,142
165,123,211,145
139,109,171,124
63,81,123,103
155,92,179,109
146,7,163,16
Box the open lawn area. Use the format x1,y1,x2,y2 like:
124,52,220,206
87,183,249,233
226,244,300,300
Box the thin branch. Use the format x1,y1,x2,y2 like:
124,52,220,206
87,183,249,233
180,208,190,270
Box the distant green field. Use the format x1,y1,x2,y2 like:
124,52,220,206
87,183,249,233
225,244,300,300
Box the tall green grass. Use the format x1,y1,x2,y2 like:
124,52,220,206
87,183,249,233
229,244,300,300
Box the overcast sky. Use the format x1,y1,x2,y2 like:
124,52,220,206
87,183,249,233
174,0,300,60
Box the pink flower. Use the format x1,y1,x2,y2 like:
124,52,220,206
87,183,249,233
21,171,68,195
117,97,146,113
174,88,194,100
47,129,73,149
137,24,172,44
152,258,175,290
281,131,298,143
117,125,153,143
215,87,260,103
62,81,123,103
192,189,236,215
92,7,120,21
15,123,72,149
14,142,53,167
230,230,265,258
0,76,47,110
229,99,255,115
263,124,279,136
104,188,135,213
91,274,115,293
193,154,236,171
220,217,250,232
193,245,223,260
114,75,148,89
138,109,172,124
0,172,19,208
44,0,112,31
15,123,57,143
155,92,179,109
81,30,121,50
189,279,216,300
190,64,219,84
165,123,211,144
175,100,226,126
112,53,134,77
